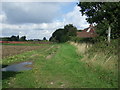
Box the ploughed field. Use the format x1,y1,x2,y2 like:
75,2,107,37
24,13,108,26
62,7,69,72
1,45,45,59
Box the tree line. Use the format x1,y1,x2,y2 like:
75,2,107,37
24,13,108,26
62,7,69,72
0,35,48,41
1,35,26,41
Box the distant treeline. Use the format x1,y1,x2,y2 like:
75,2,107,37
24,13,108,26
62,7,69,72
0,35,26,41
0,35,47,41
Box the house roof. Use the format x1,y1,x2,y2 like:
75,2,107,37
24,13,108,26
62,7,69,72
77,32,98,38
77,24,98,38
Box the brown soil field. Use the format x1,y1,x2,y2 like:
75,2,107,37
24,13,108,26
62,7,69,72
1,45,46,59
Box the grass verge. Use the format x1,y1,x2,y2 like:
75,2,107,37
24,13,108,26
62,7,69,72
2,43,118,88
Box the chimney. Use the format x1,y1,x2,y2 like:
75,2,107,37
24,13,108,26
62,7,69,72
87,24,93,32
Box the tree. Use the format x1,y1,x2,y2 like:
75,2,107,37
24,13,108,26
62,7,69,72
11,35,18,41
16,35,19,41
51,29,66,43
64,24,77,37
78,2,120,42
20,36,26,41
1,37,11,41
43,37,47,40
49,24,77,43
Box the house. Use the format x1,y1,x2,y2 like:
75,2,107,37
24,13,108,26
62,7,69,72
77,24,98,38
33,39,41,41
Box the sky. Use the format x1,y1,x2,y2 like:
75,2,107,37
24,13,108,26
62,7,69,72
0,1,89,40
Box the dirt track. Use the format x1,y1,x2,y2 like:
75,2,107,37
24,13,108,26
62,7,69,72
1,45,45,59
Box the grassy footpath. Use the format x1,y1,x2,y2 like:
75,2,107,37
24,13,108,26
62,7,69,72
2,43,118,88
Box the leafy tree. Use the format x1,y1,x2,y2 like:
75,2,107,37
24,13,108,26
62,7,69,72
49,24,77,43
11,35,18,41
78,2,120,41
20,36,26,41
64,24,77,37
78,2,119,24
49,37,58,42
43,37,47,40
51,29,66,43
16,35,19,41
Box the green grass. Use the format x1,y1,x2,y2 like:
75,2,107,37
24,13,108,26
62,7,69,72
2,43,118,88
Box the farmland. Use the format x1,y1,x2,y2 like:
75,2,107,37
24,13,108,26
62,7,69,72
1,42,118,88
1,45,47,59
1,2,119,89
1,41,52,59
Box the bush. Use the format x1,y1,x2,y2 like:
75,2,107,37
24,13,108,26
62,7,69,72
87,39,118,56
70,37,97,44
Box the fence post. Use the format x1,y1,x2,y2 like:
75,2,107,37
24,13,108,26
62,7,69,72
108,25,111,43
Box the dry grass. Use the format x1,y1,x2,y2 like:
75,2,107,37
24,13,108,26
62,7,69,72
69,42,92,54
81,52,118,71
70,41,118,72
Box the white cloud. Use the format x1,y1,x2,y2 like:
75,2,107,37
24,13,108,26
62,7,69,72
0,11,7,23
62,6,89,29
2,2,61,24
1,0,78,2
1,3,89,40
1,21,64,39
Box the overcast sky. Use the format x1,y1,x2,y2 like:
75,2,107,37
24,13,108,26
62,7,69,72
0,1,89,40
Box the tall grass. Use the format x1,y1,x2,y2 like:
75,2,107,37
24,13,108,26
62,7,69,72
86,39,118,71
70,39,118,71
70,39,118,87
69,42,92,55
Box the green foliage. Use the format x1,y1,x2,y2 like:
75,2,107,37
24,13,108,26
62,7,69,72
50,29,65,43
78,2,119,24
96,20,120,39
0,37,11,41
1,35,27,41
78,2,120,39
19,36,26,41
87,39,118,56
49,24,77,43
64,24,77,36
70,36,98,43
1,35,19,41
95,20,108,37
11,35,19,41
43,37,47,41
